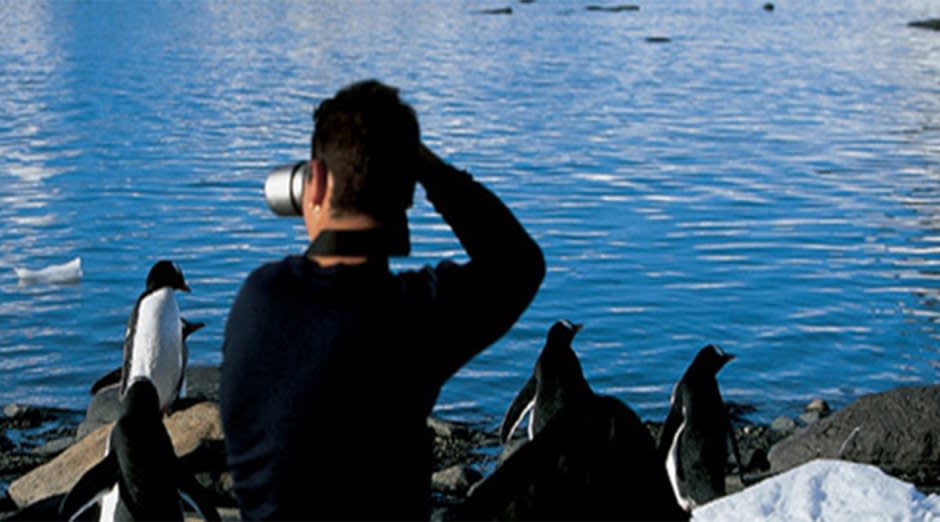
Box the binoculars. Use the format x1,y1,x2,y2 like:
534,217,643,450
264,161,309,216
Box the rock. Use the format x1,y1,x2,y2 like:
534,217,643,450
645,36,672,44
763,3,775,11
3,404,31,420
432,465,483,495
586,4,639,12
32,437,74,457
768,385,940,485
77,385,121,439
78,366,221,439
805,398,831,417
771,416,796,434
8,401,223,508
798,411,821,425
184,366,221,403
909,19,940,31
427,417,469,439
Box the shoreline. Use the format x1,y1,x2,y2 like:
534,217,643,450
2,367,938,519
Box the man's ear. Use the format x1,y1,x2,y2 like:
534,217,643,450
307,159,328,207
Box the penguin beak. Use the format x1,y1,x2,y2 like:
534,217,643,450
572,323,584,333
180,282,191,293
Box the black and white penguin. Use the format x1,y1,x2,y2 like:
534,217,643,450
90,318,204,397
658,344,742,512
461,320,686,521
119,260,191,412
499,319,588,444
59,378,219,521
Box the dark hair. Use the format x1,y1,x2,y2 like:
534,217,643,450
312,80,419,220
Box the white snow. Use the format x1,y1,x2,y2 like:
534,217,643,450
14,257,83,284
693,459,940,522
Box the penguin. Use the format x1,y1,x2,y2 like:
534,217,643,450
59,378,220,521
499,319,589,444
461,320,686,521
658,344,742,512
119,260,191,412
90,319,204,397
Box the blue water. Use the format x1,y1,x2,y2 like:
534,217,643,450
1,1,938,427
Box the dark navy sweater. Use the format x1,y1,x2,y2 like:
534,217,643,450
220,163,545,520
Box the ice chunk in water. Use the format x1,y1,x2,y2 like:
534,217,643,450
14,257,83,285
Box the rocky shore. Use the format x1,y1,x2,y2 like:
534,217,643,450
2,367,938,520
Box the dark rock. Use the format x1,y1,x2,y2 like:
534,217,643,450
476,7,512,15
909,19,940,31
432,465,483,496
763,3,775,11
586,4,639,12
1,406,42,430
645,36,672,43
184,366,221,403
77,385,121,439
768,385,940,485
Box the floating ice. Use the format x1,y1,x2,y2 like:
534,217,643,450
14,257,83,285
693,459,940,522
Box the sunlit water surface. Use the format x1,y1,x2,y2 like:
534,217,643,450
1,1,938,428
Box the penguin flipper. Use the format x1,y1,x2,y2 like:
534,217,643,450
89,368,122,395
499,375,537,445
59,454,118,520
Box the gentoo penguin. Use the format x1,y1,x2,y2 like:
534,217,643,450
499,319,588,444
461,320,686,521
90,319,204,396
59,378,220,521
658,344,742,512
119,260,190,411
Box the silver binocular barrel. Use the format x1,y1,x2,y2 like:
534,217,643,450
263,161,309,216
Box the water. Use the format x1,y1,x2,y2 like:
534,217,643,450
0,1,938,427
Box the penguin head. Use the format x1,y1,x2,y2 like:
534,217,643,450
689,344,734,376
537,320,585,382
146,260,190,293
121,377,162,418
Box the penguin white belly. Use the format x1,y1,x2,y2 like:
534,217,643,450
128,288,183,410
666,412,695,512
98,486,119,522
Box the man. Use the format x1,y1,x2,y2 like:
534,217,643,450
220,80,545,520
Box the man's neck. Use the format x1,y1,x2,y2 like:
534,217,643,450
307,214,380,267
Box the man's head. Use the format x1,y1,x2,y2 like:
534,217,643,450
305,80,419,255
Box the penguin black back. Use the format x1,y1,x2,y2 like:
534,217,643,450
659,344,738,512
500,320,592,443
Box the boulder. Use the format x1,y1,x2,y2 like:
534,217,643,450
8,401,223,508
77,366,221,439
768,386,940,484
